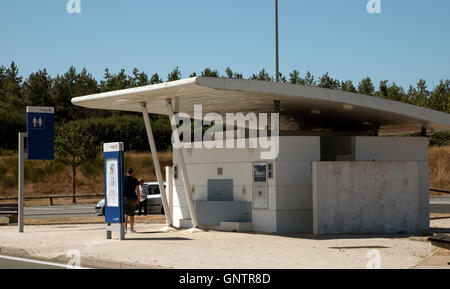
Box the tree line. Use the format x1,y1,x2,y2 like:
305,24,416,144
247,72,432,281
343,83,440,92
1,61,449,152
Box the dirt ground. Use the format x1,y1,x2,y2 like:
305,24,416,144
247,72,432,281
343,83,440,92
0,218,448,269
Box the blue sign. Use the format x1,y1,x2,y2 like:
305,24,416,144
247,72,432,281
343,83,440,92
26,107,54,160
103,142,124,224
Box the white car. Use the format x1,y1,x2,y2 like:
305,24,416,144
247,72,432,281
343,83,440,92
95,182,166,215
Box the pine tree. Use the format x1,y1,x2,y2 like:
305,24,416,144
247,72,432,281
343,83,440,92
23,68,53,107
358,77,375,96
167,67,181,82
150,73,163,84
304,71,315,86
318,72,340,90
250,69,272,81
201,68,220,77
341,80,357,93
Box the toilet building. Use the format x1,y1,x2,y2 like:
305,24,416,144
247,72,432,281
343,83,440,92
72,77,450,234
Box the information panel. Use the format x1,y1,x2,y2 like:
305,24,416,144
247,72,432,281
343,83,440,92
26,106,54,160
253,162,268,209
103,142,124,224
105,159,119,207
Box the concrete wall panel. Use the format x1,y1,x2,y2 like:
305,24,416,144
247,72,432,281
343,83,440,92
313,161,423,234
355,137,428,161
275,186,312,211
276,210,313,233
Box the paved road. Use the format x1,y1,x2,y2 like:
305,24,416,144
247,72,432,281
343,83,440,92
0,255,80,269
0,197,448,220
430,196,450,214
24,204,98,219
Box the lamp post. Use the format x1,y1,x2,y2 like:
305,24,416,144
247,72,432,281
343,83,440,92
275,0,279,82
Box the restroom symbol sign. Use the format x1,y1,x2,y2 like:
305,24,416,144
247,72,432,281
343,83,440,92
32,116,45,129
26,106,54,160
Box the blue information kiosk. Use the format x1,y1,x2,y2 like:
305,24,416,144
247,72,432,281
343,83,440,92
103,142,125,240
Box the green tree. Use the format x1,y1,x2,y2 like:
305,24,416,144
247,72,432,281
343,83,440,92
318,72,340,89
55,123,99,203
428,79,449,112
407,79,429,107
377,80,389,98
2,61,24,109
289,69,301,85
0,65,6,95
167,67,181,82
250,69,272,81
100,68,129,92
150,73,163,84
201,68,220,77
304,71,315,86
377,80,406,101
358,77,375,96
225,67,243,79
341,80,357,93
23,69,53,107
51,67,77,121
130,68,149,87
387,82,406,102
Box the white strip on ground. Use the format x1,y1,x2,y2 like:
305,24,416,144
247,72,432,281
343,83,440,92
0,255,89,269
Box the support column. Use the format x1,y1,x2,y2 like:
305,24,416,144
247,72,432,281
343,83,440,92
166,99,200,229
141,103,174,229
165,166,173,221
18,132,27,233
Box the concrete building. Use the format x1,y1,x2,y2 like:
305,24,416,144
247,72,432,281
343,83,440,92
72,77,450,234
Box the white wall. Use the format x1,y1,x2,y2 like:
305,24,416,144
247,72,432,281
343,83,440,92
172,136,429,234
275,137,320,233
172,140,278,232
354,137,429,231
313,161,421,234
172,136,320,233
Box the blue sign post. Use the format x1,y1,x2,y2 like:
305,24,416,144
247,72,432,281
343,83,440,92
19,107,55,232
26,106,54,160
103,142,125,240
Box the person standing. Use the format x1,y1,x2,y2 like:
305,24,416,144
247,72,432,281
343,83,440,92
124,168,140,233
137,178,149,216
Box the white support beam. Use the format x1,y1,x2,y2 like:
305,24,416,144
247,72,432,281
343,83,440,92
141,103,173,228
166,99,199,229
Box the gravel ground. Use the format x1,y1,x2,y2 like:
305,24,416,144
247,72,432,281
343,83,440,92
1,218,448,269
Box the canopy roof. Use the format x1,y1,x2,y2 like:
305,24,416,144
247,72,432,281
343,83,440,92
71,77,450,135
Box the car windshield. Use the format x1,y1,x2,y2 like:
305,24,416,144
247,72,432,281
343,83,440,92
148,185,160,195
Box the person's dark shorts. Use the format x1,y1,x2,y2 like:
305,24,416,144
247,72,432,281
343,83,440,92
125,198,137,216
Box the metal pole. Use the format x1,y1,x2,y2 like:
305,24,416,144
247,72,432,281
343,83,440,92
275,0,279,82
166,99,199,228
140,103,173,227
18,132,27,233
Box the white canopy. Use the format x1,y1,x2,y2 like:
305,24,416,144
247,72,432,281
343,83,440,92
72,77,450,135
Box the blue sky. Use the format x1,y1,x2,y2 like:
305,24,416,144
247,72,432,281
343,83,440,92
0,0,449,89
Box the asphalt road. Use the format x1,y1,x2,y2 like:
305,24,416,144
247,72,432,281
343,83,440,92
24,204,98,219
0,197,448,220
0,255,79,269
430,196,450,214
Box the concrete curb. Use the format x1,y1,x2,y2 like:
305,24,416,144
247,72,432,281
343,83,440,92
52,254,171,269
0,246,29,258
0,246,170,269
